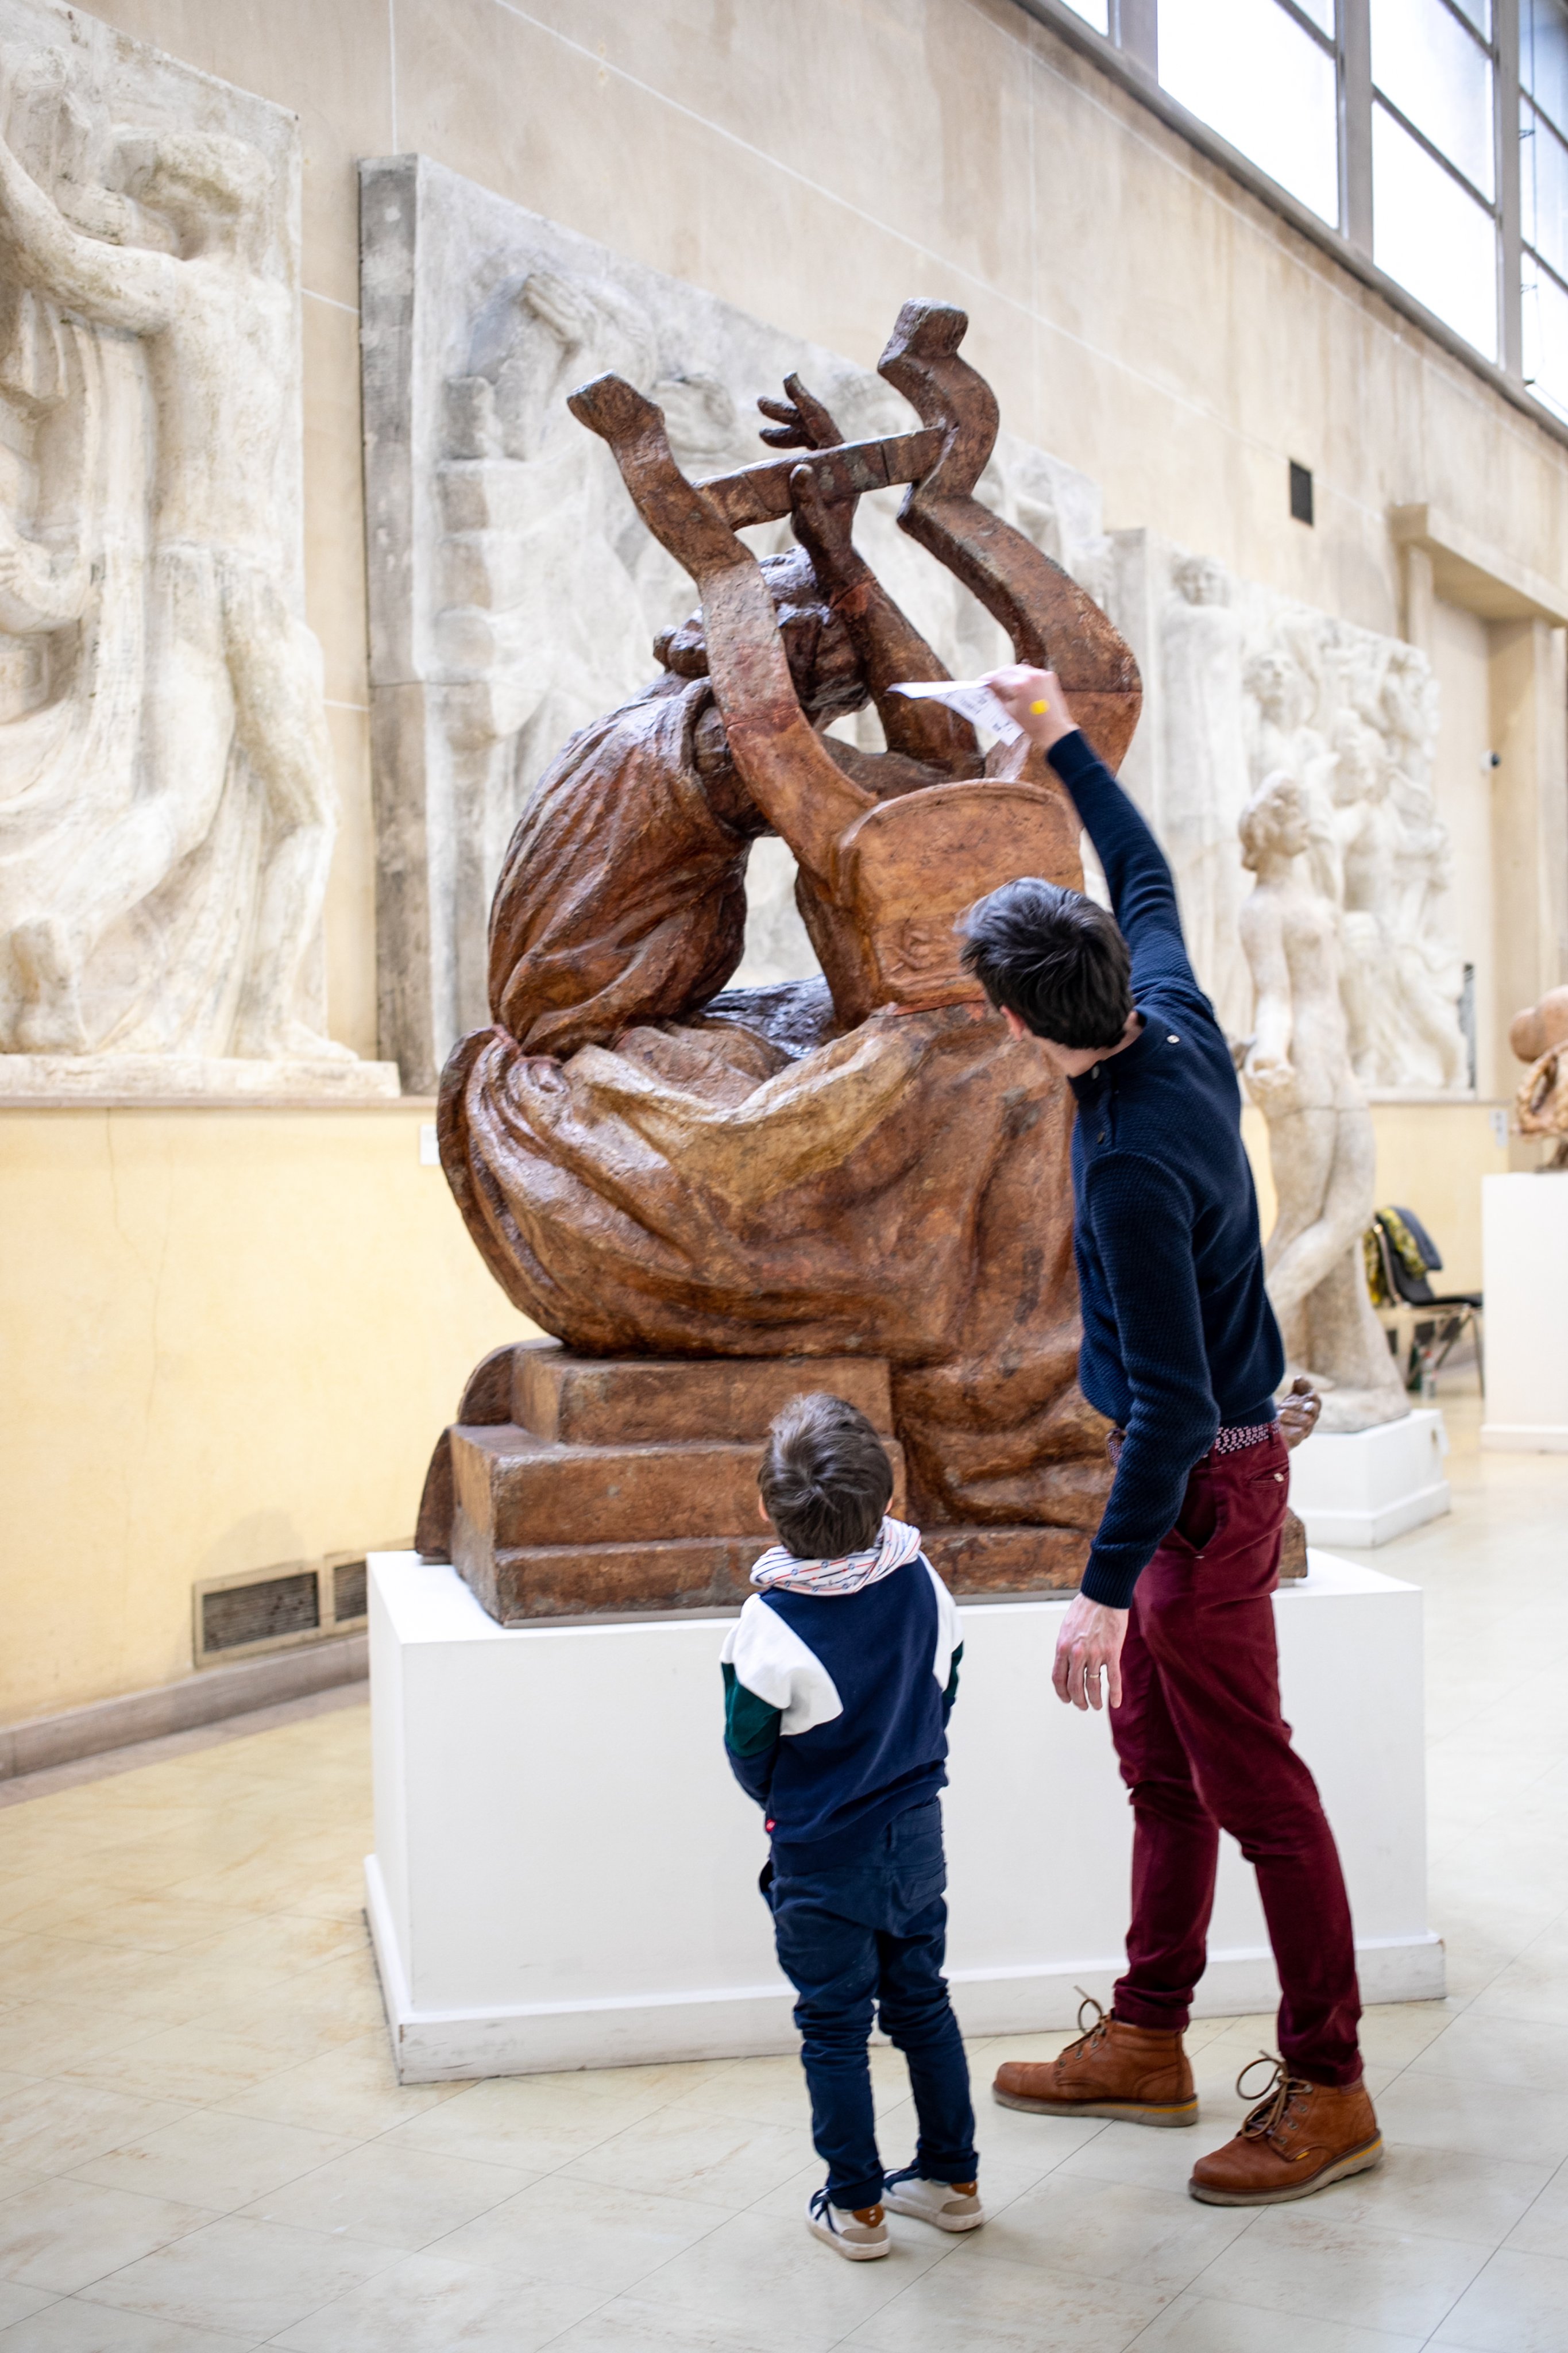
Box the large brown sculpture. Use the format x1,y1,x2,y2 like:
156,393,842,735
420,304,1144,1620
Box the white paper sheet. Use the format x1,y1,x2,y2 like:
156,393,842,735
886,678,1025,745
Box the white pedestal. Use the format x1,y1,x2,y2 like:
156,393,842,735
1481,1172,1568,1451
1287,1409,1450,1547
367,1552,1441,2084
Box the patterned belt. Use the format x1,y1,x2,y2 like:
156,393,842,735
1107,1418,1276,1465
1212,1420,1277,1457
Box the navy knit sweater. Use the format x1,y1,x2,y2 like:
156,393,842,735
1049,730,1285,1609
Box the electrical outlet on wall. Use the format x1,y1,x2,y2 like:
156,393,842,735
1490,1106,1509,1148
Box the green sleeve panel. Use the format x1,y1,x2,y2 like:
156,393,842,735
944,1641,963,1711
723,1660,783,1758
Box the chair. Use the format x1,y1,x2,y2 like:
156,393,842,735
1363,1206,1484,1394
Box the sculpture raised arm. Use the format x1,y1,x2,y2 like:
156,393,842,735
759,375,979,774
567,370,871,890
878,301,1142,772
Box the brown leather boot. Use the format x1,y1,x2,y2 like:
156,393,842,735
1189,2057,1382,2205
992,1995,1198,2127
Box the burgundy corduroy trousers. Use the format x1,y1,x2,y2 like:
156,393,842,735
1109,1422,1364,2088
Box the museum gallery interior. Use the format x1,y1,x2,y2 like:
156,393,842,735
1,0,1567,2343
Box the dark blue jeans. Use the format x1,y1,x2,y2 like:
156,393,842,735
764,1799,978,2211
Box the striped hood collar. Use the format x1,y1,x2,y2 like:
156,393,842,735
750,1515,922,1596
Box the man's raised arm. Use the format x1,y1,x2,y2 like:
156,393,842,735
986,664,1195,994
0,133,178,335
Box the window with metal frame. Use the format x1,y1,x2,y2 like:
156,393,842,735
1019,0,1568,431
1158,0,1341,225
1523,0,1568,412
1370,0,1499,360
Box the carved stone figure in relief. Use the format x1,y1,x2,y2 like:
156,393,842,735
1160,554,1250,1036
1239,770,1408,1431
0,56,340,1062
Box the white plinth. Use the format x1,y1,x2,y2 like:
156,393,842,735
1481,1172,1568,1451
368,1552,1440,2084
1287,1409,1450,1547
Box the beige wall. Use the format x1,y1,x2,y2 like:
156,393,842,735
6,1,1564,1722
0,1107,533,1722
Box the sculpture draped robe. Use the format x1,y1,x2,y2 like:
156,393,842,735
439,303,1142,1542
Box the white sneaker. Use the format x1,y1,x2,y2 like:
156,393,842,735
882,2166,986,2231
805,2185,890,2259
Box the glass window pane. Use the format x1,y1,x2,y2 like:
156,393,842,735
1523,0,1568,137
1293,0,1336,29
1158,0,1340,225
1449,0,1492,32
1058,0,1111,25
1372,0,1496,199
1522,257,1568,415
1524,103,1568,279
1373,101,1499,356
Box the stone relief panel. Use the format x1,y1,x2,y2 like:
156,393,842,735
0,0,392,1097
359,157,1108,1091
1110,530,1468,1092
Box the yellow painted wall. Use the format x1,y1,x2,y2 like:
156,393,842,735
1,1108,534,1725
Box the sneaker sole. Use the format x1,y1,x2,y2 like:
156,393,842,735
992,2088,1199,2127
882,2193,986,2232
1187,2135,1385,2206
806,2217,890,2260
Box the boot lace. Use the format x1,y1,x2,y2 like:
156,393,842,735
1064,1987,1111,2061
1235,2053,1314,2150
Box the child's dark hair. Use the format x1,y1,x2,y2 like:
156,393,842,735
959,875,1133,1050
759,1392,893,1560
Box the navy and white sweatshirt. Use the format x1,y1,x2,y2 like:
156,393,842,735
720,1554,962,1872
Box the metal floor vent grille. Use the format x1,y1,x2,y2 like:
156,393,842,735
193,1545,401,1668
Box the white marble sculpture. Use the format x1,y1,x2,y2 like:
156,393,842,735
1111,532,1469,1094
1239,770,1409,1432
1160,554,1252,1036
0,3,392,1096
359,156,1110,1090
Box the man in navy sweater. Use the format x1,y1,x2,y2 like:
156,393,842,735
723,1392,984,2259
960,665,1381,2209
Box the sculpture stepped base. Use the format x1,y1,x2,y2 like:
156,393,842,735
426,1341,1093,1622
1288,1408,1449,1547
0,1053,400,1103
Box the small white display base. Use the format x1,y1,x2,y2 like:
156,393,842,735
368,1551,1442,2084
1481,1172,1568,1451
1288,1409,1450,1547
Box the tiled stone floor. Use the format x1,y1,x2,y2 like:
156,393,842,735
0,1380,1565,2350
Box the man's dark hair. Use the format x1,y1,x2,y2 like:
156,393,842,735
759,1392,893,1559
959,876,1133,1050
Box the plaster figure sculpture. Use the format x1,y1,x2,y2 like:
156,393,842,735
1239,771,1408,1431
424,300,1144,1610
0,6,389,1091
1511,984,1568,1167
1160,554,1250,1036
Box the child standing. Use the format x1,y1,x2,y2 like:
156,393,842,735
721,1392,984,2261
